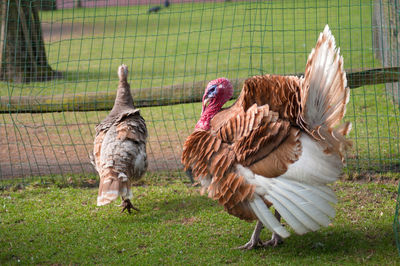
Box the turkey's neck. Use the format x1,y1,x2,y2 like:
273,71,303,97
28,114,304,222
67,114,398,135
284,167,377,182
195,104,222,131
109,81,135,116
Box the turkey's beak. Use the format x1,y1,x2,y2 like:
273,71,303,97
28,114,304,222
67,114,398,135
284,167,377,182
202,97,211,114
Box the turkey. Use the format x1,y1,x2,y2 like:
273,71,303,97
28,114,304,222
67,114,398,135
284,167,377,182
182,25,352,249
92,64,148,214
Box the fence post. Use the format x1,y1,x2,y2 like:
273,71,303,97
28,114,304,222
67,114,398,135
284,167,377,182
373,0,400,105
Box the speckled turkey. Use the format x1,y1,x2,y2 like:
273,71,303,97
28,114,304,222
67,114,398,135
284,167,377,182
182,25,352,249
91,64,148,213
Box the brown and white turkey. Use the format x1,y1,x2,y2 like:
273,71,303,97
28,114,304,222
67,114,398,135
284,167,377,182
92,64,148,213
182,25,352,249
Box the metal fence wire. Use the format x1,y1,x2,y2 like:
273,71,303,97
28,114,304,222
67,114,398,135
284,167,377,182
0,0,399,182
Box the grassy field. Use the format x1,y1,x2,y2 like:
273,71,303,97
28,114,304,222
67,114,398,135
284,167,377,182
1,0,378,96
0,173,399,264
0,1,399,175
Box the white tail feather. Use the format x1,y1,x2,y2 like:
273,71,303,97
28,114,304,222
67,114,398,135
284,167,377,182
273,178,336,218
273,188,330,227
315,185,337,203
249,195,290,238
307,185,337,205
263,195,309,235
266,191,320,232
240,164,338,236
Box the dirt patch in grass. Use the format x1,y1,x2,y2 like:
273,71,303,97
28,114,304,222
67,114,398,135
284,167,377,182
341,172,400,185
181,216,198,225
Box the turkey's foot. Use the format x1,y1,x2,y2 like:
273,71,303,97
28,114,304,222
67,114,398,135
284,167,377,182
236,221,263,250
236,238,263,250
261,210,283,247
262,232,283,247
121,199,140,214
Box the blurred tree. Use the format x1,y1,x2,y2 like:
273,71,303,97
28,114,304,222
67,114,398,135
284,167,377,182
0,0,60,83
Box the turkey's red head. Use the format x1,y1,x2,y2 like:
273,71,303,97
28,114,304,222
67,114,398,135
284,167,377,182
195,78,233,130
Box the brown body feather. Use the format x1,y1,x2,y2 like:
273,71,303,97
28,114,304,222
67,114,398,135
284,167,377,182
238,75,303,124
182,104,302,221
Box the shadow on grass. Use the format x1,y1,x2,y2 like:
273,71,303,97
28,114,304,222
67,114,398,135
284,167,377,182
109,192,218,224
105,189,397,258
261,222,395,258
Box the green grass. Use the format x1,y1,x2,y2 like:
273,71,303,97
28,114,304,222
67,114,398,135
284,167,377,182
0,174,399,264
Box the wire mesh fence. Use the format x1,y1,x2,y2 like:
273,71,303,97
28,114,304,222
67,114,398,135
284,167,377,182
0,0,399,182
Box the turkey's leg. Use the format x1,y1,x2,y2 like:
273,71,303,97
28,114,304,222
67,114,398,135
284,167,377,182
121,198,140,214
236,220,263,250
262,211,283,247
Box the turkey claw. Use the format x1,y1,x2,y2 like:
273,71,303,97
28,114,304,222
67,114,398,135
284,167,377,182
235,239,263,250
236,232,283,250
262,233,283,247
121,199,140,214
235,241,262,250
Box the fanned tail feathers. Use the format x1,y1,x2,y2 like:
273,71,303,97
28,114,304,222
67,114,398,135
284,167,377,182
246,172,337,237
264,179,335,235
300,25,352,160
